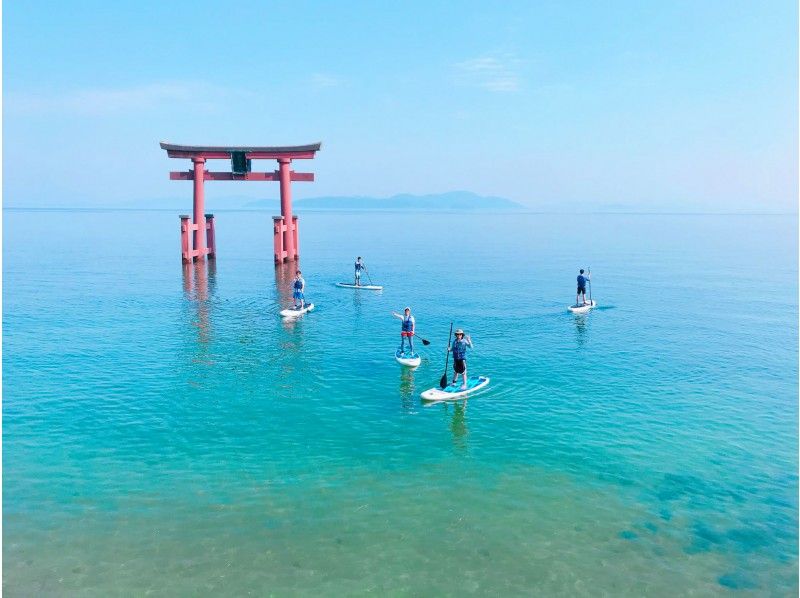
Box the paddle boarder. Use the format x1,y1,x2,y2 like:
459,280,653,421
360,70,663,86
354,257,365,286
392,307,415,354
292,270,306,310
576,269,591,306
448,329,473,390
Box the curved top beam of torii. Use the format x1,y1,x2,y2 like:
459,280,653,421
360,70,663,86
160,141,321,160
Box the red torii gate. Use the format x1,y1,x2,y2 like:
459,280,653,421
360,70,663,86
160,142,321,264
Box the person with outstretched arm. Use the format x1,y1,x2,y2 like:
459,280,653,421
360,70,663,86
576,269,591,306
292,270,306,309
448,329,473,390
391,307,415,354
354,257,365,286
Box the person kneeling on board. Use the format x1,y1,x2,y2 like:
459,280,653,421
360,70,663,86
392,307,415,354
354,256,365,286
576,269,590,306
292,270,306,310
448,329,473,390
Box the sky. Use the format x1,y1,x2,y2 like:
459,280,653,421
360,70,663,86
3,1,798,211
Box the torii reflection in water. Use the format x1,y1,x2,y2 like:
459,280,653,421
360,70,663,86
182,259,217,367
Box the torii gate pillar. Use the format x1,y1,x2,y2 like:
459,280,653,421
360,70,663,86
274,158,298,262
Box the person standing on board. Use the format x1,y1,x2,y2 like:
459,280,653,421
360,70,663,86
448,329,473,390
292,271,306,309
576,269,591,306
354,256,365,286
392,307,415,354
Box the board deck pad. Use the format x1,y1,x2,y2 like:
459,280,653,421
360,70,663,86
395,349,421,367
280,303,315,317
568,300,596,311
421,376,490,401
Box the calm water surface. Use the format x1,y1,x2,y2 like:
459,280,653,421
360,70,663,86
4,209,798,595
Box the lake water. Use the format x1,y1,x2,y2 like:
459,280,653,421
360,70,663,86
4,208,798,595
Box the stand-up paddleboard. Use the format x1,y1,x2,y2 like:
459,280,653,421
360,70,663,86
568,300,596,314
421,376,490,402
280,303,315,318
395,349,421,368
336,282,383,291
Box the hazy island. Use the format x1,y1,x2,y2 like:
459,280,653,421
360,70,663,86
246,191,523,211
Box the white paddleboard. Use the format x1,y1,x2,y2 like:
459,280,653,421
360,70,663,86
336,282,383,291
421,376,490,402
395,349,421,368
280,303,315,318
568,300,597,313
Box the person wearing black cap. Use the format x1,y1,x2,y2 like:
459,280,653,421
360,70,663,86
448,329,473,390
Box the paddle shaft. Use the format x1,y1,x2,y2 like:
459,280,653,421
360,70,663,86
440,322,454,388
588,267,592,303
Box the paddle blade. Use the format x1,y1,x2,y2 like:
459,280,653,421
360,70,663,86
440,373,448,389
420,338,431,346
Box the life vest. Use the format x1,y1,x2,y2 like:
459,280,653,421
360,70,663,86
402,315,414,332
452,339,467,360
293,278,303,290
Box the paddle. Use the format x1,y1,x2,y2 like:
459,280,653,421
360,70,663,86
365,265,374,286
414,334,432,346
440,322,454,389
588,267,592,305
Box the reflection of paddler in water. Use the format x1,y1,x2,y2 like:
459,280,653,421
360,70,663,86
398,367,416,413
574,313,587,347
442,400,468,451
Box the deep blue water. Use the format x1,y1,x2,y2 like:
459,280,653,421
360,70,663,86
4,209,798,594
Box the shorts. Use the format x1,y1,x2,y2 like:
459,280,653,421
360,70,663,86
577,286,586,294
293,290,304,300
355,271,361,278
401,331,414,337
453,359,466,374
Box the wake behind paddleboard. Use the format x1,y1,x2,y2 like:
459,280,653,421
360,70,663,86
568,300,597,313
280,303,315,318
421,376,490,402
395,349,421,368
336,282,383,291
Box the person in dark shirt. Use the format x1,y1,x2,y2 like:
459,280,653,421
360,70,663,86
448,329,473,390
576,269,591,306
292,271,306,309
354,257,365,286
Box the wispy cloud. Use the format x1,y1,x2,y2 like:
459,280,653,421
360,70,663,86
310,73,341,89
5,81,252,115
453,53,523,92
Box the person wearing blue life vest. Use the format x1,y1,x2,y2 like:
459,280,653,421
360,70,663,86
292,271,306,309
354,256,365,286
576,269,591,306
391,307,415,354
448,329,473,390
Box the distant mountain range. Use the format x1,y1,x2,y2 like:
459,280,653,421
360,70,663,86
247,191,523,211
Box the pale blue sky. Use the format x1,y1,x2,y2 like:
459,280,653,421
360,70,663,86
4,1,797,211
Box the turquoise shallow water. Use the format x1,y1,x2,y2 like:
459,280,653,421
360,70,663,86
4,209,798,595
